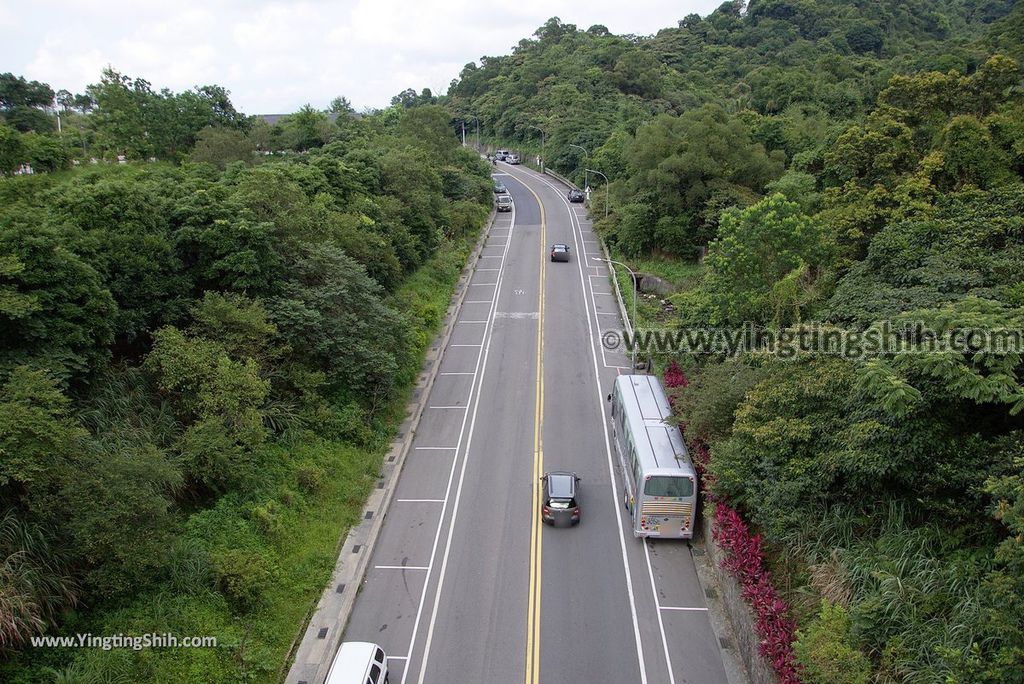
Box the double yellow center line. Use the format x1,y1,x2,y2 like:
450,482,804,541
525,184,546,684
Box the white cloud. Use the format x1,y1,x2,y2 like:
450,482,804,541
3,0,721,114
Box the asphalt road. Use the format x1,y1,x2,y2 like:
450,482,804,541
341,162,731,684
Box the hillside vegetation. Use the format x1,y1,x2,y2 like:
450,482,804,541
0,82,491,680
445,1,1024,682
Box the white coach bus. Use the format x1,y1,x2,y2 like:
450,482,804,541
609,374,698,539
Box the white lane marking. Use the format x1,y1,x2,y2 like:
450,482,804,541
479,255,503,258
457,320,488,324
515,166,649,683
476,268,500,271
450,344,483,347
406,195,518,684
388,656,409,661
439,372,475,375
428,406,467,410
375,565,429,571
660,606,709,612
494,311,540,319
643,538,677,683
527,168,678,683
396,499,446,503
597,311,619,316
414,446,457,451
469,283,495,286
464,300,492,303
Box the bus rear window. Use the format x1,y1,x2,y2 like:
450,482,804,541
644,476,693,498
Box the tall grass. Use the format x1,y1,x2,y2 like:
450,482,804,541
783,501,990,682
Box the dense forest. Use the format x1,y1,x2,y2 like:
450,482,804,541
0,70,492,680
444,1,1024,682
5,0,1024,681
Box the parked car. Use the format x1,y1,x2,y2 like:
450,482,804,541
496,195,512,212
567,189,585,203
550,243,570,262
507,154,521,165
324,642,388,684
494,181,507,193
495,149,509,161
541,472,581,527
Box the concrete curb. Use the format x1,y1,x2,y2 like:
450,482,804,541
283,209,499,684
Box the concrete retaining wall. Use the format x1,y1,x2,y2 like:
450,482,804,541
702,512,780,684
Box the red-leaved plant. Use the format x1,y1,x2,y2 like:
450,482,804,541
664,362,801,683
713,504,802,684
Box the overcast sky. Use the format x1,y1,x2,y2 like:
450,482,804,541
1,0,721,115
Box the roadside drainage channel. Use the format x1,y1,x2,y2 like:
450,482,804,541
284,208,499,684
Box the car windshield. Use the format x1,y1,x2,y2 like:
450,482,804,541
644,476,694,498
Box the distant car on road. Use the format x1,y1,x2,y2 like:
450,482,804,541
541,472,581,527
568,189,585,203
507,154,521,165
496,195,512,212
495,149,509,161
494,181,507,193
550,243,570,262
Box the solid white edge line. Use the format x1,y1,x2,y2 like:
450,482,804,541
375,565,429,571
660,606,709,611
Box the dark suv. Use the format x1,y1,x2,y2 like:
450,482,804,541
541,472,581,527
567,189,585,203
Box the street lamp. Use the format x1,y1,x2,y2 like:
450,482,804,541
585,168,610,219
527,124,547,173
593,256,639,371
568,143,588,193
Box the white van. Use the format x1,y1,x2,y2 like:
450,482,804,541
324,641,389,684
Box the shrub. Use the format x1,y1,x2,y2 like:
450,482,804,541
296,463,326,494
209,548,278,611
794,600,870,684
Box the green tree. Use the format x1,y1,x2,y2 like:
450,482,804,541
145,326,269,492
622,105,785,247
0,123,25,174
0,367,87,506
704,193,833,324
189,125,256,169
0,223,116,378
